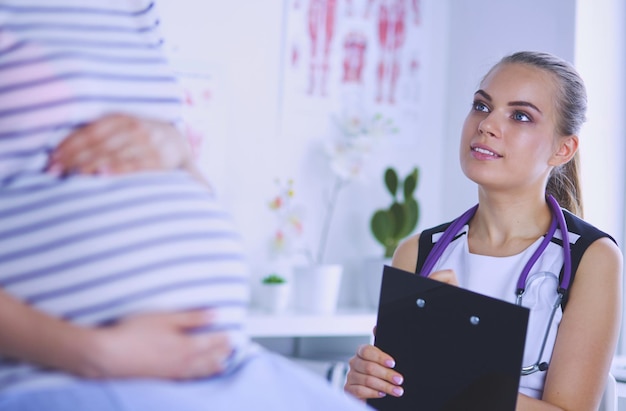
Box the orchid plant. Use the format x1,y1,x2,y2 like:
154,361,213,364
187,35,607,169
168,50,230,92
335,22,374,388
316,111,397,263
267,179,306,260
267,112,397,266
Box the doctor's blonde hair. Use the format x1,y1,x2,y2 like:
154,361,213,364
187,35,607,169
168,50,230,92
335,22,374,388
493,51,587,217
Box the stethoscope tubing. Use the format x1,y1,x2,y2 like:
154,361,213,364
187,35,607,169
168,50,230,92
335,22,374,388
420,195,571,294
419,195,572,376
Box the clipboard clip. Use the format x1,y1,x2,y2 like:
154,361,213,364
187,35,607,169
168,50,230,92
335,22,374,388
415,298,481,326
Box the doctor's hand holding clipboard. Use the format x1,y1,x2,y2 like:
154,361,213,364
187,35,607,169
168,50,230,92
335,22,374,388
357,265,530,411
343,51,622,411
346,269,460,399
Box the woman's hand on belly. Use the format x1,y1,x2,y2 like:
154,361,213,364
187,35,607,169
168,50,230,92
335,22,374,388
47,113,193,177
83,309,233,380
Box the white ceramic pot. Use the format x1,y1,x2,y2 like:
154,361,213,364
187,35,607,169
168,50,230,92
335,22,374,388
293,264,343,315
258,282,291,314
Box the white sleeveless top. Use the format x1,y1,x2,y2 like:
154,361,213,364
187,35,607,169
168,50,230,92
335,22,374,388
429,224,565,399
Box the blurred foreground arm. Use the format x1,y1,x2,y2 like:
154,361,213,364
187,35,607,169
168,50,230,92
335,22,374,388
0,290,232,380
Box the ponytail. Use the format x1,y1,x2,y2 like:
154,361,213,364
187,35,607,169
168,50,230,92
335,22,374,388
546,152,583,217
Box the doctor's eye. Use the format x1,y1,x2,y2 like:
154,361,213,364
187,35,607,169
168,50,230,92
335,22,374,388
472,100,489,113
512,111,531,122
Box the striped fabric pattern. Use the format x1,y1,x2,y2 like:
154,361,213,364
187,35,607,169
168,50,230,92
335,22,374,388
0,0,250,393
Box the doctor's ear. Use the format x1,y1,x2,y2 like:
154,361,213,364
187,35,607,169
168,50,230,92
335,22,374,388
549,135,579,166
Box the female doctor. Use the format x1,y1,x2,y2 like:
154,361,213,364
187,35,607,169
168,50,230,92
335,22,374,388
344,51,622,410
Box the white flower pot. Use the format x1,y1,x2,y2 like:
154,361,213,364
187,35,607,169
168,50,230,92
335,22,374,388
293,264,343,315
258,282,291,314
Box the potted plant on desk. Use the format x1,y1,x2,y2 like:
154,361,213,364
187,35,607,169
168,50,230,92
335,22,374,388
258,273,291,314
293,112,396,315
364,166,420,308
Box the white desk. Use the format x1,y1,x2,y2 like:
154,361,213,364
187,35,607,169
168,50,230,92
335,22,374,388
245,307,376,360
245,308,377,338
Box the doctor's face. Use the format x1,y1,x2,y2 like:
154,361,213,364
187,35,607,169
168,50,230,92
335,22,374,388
459,62,561,193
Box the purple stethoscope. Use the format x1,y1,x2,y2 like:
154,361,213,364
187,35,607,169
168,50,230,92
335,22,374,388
419,195,571,376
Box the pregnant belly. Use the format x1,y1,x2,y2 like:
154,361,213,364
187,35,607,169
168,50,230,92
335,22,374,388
0,171,250,331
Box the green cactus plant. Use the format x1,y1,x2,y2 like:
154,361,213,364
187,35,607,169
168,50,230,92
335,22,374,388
370,167,420,258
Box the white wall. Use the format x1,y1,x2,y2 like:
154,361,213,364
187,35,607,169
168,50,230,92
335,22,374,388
575,0,626,245
157,0,451,307
156,1,624,310
575,0,626,354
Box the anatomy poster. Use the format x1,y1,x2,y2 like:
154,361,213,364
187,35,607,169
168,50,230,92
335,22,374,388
281,0,426,130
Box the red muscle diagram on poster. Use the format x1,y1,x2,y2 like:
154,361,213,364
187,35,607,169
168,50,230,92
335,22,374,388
367,0,420,104
283,0,424,113
303,0,337,97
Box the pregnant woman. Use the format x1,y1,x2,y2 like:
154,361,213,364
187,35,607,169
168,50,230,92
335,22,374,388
0,2,369,410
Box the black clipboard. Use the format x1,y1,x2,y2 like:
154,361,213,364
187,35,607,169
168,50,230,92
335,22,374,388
367,265,529,411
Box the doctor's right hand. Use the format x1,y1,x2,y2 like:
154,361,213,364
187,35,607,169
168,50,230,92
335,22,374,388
344,344,405,400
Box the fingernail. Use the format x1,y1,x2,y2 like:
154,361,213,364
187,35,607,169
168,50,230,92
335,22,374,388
385,359,396,368
392,375,403,385
392,387,404,397
378,392,386,398
47,163,63,175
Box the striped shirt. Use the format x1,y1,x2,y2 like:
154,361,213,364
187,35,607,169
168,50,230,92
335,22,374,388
0,0,250,393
